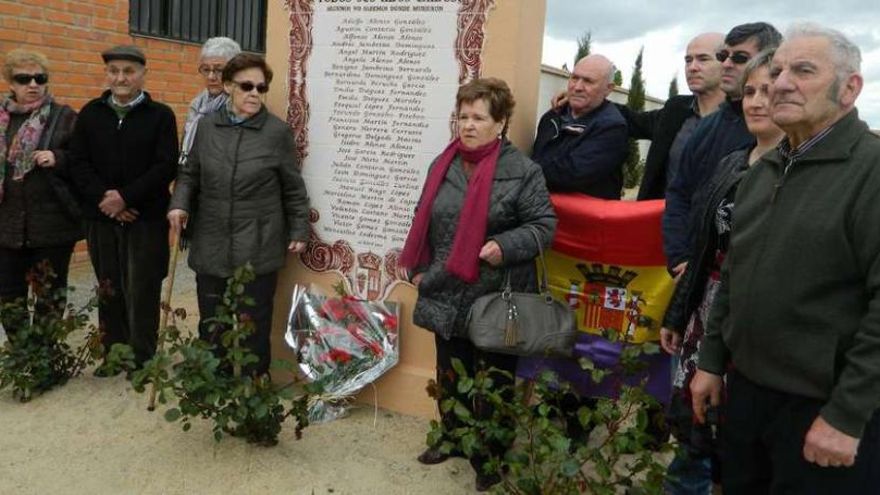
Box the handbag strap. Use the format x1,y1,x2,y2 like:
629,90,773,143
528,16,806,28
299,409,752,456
526,226,551,293
501,225,550,294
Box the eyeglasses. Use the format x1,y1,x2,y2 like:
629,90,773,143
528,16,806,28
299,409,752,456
198,65,224,77
233,81,269,94
12,73,49,85
715,50,751,65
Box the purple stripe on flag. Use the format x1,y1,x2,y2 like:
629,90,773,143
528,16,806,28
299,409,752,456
517,333,672,403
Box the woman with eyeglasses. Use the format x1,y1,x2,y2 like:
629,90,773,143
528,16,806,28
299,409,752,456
168,53,310,376
180,37,241,166
0,49,81,336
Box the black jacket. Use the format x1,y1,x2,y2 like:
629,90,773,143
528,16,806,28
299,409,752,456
0,102,82,248
662,149,749,332
662,99,754,269
532,100,628,199
615,95,697,200
68,90,178,221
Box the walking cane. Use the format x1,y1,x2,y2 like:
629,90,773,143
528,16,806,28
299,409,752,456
147,229,182,411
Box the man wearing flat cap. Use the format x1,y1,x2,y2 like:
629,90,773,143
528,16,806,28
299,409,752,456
68,45,178,373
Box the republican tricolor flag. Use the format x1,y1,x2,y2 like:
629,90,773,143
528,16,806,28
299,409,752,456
520,194,674,402
543,193,673,344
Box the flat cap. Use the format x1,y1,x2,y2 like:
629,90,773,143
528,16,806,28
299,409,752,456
101,45,146,65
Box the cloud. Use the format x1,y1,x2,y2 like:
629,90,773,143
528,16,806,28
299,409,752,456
543,0,880,128
545,0,880,51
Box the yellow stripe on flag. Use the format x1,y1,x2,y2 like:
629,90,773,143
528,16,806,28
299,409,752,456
541,249,674,344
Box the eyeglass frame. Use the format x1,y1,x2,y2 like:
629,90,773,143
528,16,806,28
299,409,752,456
11,73,49,85
231,80,269,94
715,50,751,65
198,65,225,77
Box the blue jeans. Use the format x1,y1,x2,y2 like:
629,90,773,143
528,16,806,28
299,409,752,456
664,446,713,495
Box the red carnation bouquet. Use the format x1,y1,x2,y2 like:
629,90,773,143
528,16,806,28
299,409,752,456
286,285,399,422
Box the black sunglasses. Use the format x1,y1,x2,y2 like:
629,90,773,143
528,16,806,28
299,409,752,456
12,73,49,85
715,50,751,65
233,81,269,94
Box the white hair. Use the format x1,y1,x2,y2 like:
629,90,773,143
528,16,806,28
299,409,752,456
785,22,861,80
200,37,241,61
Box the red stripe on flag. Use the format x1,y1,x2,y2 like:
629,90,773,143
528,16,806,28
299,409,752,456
549,193,667,266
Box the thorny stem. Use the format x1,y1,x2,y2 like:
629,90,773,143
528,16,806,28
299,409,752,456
232,312,241,379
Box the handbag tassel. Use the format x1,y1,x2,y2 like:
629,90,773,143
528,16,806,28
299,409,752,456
504,302,518,347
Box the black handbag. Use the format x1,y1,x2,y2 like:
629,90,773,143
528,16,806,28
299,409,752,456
467,227,577,357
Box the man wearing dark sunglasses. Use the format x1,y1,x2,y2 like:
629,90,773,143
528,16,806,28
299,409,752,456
663,22,781,277
68,45,178,375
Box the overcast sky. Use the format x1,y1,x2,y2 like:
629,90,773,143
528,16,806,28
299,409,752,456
541,0,880,128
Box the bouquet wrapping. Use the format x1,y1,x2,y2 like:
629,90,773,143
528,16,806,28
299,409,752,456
285,285,399,422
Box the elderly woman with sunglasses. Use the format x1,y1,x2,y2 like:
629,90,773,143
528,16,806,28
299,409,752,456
0,49,80,336
180,36,241,165
168,53,310,376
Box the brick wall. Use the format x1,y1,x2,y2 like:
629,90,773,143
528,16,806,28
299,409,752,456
0,0,204,134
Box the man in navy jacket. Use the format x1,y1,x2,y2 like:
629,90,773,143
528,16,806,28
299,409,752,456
532,54,628,199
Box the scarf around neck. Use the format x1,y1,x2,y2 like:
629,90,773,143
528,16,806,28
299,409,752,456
181,89,228,162
400,137,502,283
0,94,52,203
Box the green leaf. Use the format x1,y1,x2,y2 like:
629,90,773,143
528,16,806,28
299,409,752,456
537,403,550,417
164,408,182,422
641,342,660,355
578,357,595,371
453,402,472,421
577,406,592,428
457,377,474,395
450,358,467,378
460,432,478,457
560,458,581,477
426,428,443,447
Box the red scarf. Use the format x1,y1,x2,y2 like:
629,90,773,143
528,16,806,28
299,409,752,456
400,137,502,283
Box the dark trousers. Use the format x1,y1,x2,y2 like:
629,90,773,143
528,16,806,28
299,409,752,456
86,219,168,365
434,334,518,473
196,271,277,376
723,371,880,494
0,244,75,336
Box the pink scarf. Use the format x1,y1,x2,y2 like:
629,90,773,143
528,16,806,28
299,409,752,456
0,95,52,203
400,137,502,283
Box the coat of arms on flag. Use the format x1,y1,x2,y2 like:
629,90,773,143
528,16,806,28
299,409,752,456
539,194,674,344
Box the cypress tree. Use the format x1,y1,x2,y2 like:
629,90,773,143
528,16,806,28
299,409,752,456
574,31,592,66
624,48,646,190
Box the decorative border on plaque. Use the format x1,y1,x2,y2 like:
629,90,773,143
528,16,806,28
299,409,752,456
456,0,496,83
284,0,314,164
286,0,496,299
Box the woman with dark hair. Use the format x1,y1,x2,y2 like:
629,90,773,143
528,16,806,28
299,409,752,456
659,49,784,495
402,77,556,491
0,49,80,335
168,53,310,376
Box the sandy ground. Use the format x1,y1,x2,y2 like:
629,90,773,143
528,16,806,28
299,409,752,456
0,258,479,495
